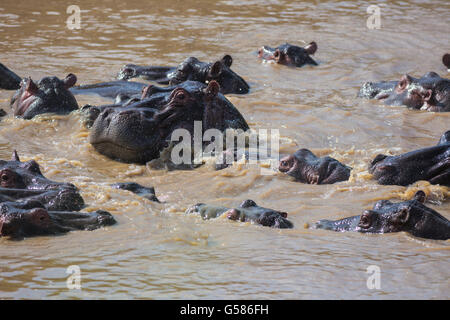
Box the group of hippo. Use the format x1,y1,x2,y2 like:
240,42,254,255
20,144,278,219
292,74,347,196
0,43,449,240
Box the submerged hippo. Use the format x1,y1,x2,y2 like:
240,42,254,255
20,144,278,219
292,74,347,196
369,131,449,186
0,152,116,239
187,199,293,229
0,151,84,211
358,72,450,112
279,149,351,184
258,42,318,67
0,63,21,90
0,200,115,239
111,182,159,202
10,74,79,119
88,81,249,164
313,191,450,240
117,55,250,94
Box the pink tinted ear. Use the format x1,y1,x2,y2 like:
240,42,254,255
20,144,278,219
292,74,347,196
25,77,38,93
141,85,153,99
422,89,432,102
443,53,450,69
206,80,220,97
63,74,77,89
398,74,412,91
304,41,317,55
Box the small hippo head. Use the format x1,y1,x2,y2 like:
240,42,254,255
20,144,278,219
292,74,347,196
279,149,350,184
0,200,116,239
169,56,250,94
314,191,450,240
369,131,450,186
355,191,450,239
225,199,293,229
10,74,78,119
382,72,450,111
258,42,318,67
0,200,61,238
0,151,77,191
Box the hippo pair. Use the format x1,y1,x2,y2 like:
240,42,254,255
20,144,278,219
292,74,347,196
359,55,450,112
313,191,450,240
187,192,450,240
0,151,116,239
277,130,449,188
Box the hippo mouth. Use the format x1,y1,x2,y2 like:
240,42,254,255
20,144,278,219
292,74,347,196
13,78,40,117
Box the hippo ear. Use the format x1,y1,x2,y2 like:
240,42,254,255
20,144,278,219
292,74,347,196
209,61,223,77
421,89,432,102
392,208,410,226
397,75,412,91
240,199,257,208
11,150,20,162
304,41,317,55
443,53,450,69
205,80,220,97
63,74,77,89
25,77,39,93
369,154,388,172
413,191,426,203
221,55,233,67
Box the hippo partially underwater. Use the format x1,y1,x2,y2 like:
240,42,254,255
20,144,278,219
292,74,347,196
313,191,450,240
0,151,116,239
187,199,293,229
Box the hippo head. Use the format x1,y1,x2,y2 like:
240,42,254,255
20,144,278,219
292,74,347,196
89,83,209,163
0,200,115,239
279,149,351,184
225,199,293,229
369,131,450,186
1,151,76,191
169,56,249,94
314,191,450,240
10,74,78,119
0,151,84,211
258,42,318,67
383,74,433,109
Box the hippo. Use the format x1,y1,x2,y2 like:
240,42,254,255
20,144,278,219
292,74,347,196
0,200,115,239
70,80,148,101
313,191,450,240
0,151,84,211
358,72,450,112
278,149,351,184
10,74,79,119
443,54,450,70
111,182,160,202
88,81,249,164
117,55,250,94
186,199,293,229
0,63,21,90
369,131,449,186
258,42,318,67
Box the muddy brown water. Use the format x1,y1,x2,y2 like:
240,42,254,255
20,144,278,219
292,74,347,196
0,0,449,299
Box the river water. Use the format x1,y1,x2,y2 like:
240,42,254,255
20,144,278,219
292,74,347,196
0,0,449,299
